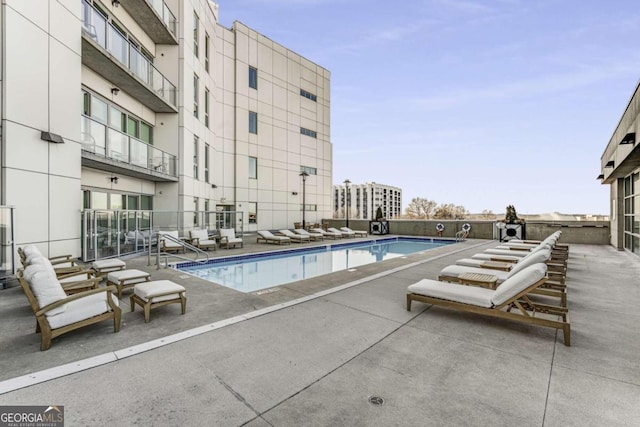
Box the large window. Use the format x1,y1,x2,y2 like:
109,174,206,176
301,165,317,175
249,66,257,89
249,156,257,179
248,202,257,224
193,12,199,58
300,89,317,102
249,111,258,134
82,189,152,210
300,127,317,138
193,136,199,179
623,172,640,255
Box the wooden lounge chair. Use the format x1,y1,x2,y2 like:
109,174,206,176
189,229,217,251
18,267,121,350
158,230,186,253
219,228,243,249
257,230,291,245
18,245,82,275
294,228,324,241
340,227,367,237
329,227,354,238
406,264,570,345
278,229,311,243
312,227,342,239
28,256,100,295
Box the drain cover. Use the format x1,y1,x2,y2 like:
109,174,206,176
368,396,384,406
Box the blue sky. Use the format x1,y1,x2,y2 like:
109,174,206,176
218,0,640,215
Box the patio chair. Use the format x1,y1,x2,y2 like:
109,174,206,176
189,229,217,251
406,263,570,345
158,230,186,253
329,227,354,238
294,228,324,241
18,245,82,275
340,227,367,237
257,230,291,245
27,256,100,295
18,266,121,350
312,227,342,239
278,229,311,243
219,228,243,249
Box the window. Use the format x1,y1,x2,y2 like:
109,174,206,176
249,156,257,179
140,122,152,144
193,12,199,58
249,111,258,134
204,200,210,226
300,89,317,102
194,74,199,118
205,32,210,72
204,88,210,128
249,66,257,89
300,204,318,211
301,166,317,175
248,202,257,224
300,127,317,138
194,197,199,226
204,144,210,183
193,136,199,179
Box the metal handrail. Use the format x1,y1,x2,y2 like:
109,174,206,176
149,232,209,270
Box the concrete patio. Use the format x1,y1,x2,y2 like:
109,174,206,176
0,238,639,426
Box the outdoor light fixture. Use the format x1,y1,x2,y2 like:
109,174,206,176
112,0,120,7
620,132,635,145
299,171,309,229
605,160,615,168
111,87,120,95
40,131,64,144
211,184,218,188
110,176,119,183
292,192,298,196
596,174,604,180
343,179,351,228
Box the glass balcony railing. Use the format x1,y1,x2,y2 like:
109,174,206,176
81,0,176,107
147,0,177,37
81,115,177,177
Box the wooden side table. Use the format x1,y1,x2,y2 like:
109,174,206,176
479,261,512,271
458,272,498,290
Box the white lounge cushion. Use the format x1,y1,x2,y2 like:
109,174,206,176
471,253,521,262
278,230,308,240
483,249,531,257
440,265,510,284
456,258,501,269
508,251,551,275
22,245,43,263
258,230,289,241
23,265,67,315
158,231,182,248
492,264,547,306
134,280,185,303
107,269,150,284
408,279,494,308
190,229,208,240
294,229,322,237
47,292,119,329
92,258,126,271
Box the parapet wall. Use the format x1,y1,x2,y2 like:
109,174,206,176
324,219,610,245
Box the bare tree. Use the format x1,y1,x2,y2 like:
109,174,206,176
405,197,438,219
481,209,495,219
433,203,469,219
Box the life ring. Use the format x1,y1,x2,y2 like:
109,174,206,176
435,223,445,232
461,223,471,232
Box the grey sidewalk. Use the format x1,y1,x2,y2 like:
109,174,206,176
1,242,639,426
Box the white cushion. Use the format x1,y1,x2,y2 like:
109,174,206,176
408,279,494,308
439,265,510,284
509,251,551,275
107,269,150,284
47,293,118,329
92,259,126,270
455,258,490,268
219,229,236,238
492,264,547,306
23,266,67,315
134,280,185,303
483,249,530,257
471,253,521,262
22,245,43,262
190,229,208,240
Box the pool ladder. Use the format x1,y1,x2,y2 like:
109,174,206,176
147,233,210,270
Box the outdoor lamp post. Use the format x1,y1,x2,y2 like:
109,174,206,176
343,179,351,228
300,171,309,229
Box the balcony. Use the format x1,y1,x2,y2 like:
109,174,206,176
81,115,178,182
81,0,177,113
119,0,178,45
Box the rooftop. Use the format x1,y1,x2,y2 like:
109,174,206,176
0,238,638,425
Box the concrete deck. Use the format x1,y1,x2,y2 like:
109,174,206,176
1,238,639,426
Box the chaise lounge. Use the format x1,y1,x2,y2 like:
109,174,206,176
257,230,291,245
219,228,243,249
406,263,570,345
278,229,311,243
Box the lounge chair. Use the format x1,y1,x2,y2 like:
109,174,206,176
18,245,82,275
219,228,243,249
158,230,186,253
278,229,311,243
329,227,354,238
257,230,291,245
312,227,342,239
294,228,324,241
18,266,121,350
189,229,217,251
340,227,367,237
406,263,570,345
27,256,100,294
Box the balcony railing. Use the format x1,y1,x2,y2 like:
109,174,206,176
81,0,176,107
147,0,177,37
81,115,177,177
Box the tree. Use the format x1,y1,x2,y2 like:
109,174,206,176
375,206,384,220
504,205,520,223
481,209,495,219
433,203,469,219
405,197,437,219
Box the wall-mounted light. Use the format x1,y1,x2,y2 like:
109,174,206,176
110,176,119,183
605,160,615,168
40,131,64,144
292,191,298,196
596,174,604,180
111,87,120,95
620,133,635,145
211,184,218,189
112,0,120,7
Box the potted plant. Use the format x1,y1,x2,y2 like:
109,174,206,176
370,206,389,235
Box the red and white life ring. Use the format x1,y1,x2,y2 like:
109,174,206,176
436,223,445,232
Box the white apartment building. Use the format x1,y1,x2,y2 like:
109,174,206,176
333,182,402,220
0,0,331,260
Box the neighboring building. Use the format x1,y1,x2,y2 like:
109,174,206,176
333,182,402,220
0,0,331,259
600,80,640,254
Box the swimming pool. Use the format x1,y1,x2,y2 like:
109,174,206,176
176,237,453,293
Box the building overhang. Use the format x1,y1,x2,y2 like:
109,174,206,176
602,142,640,184
119,0,178,45
82,152,179,183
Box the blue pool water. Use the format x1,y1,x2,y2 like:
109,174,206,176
177,237,452,293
